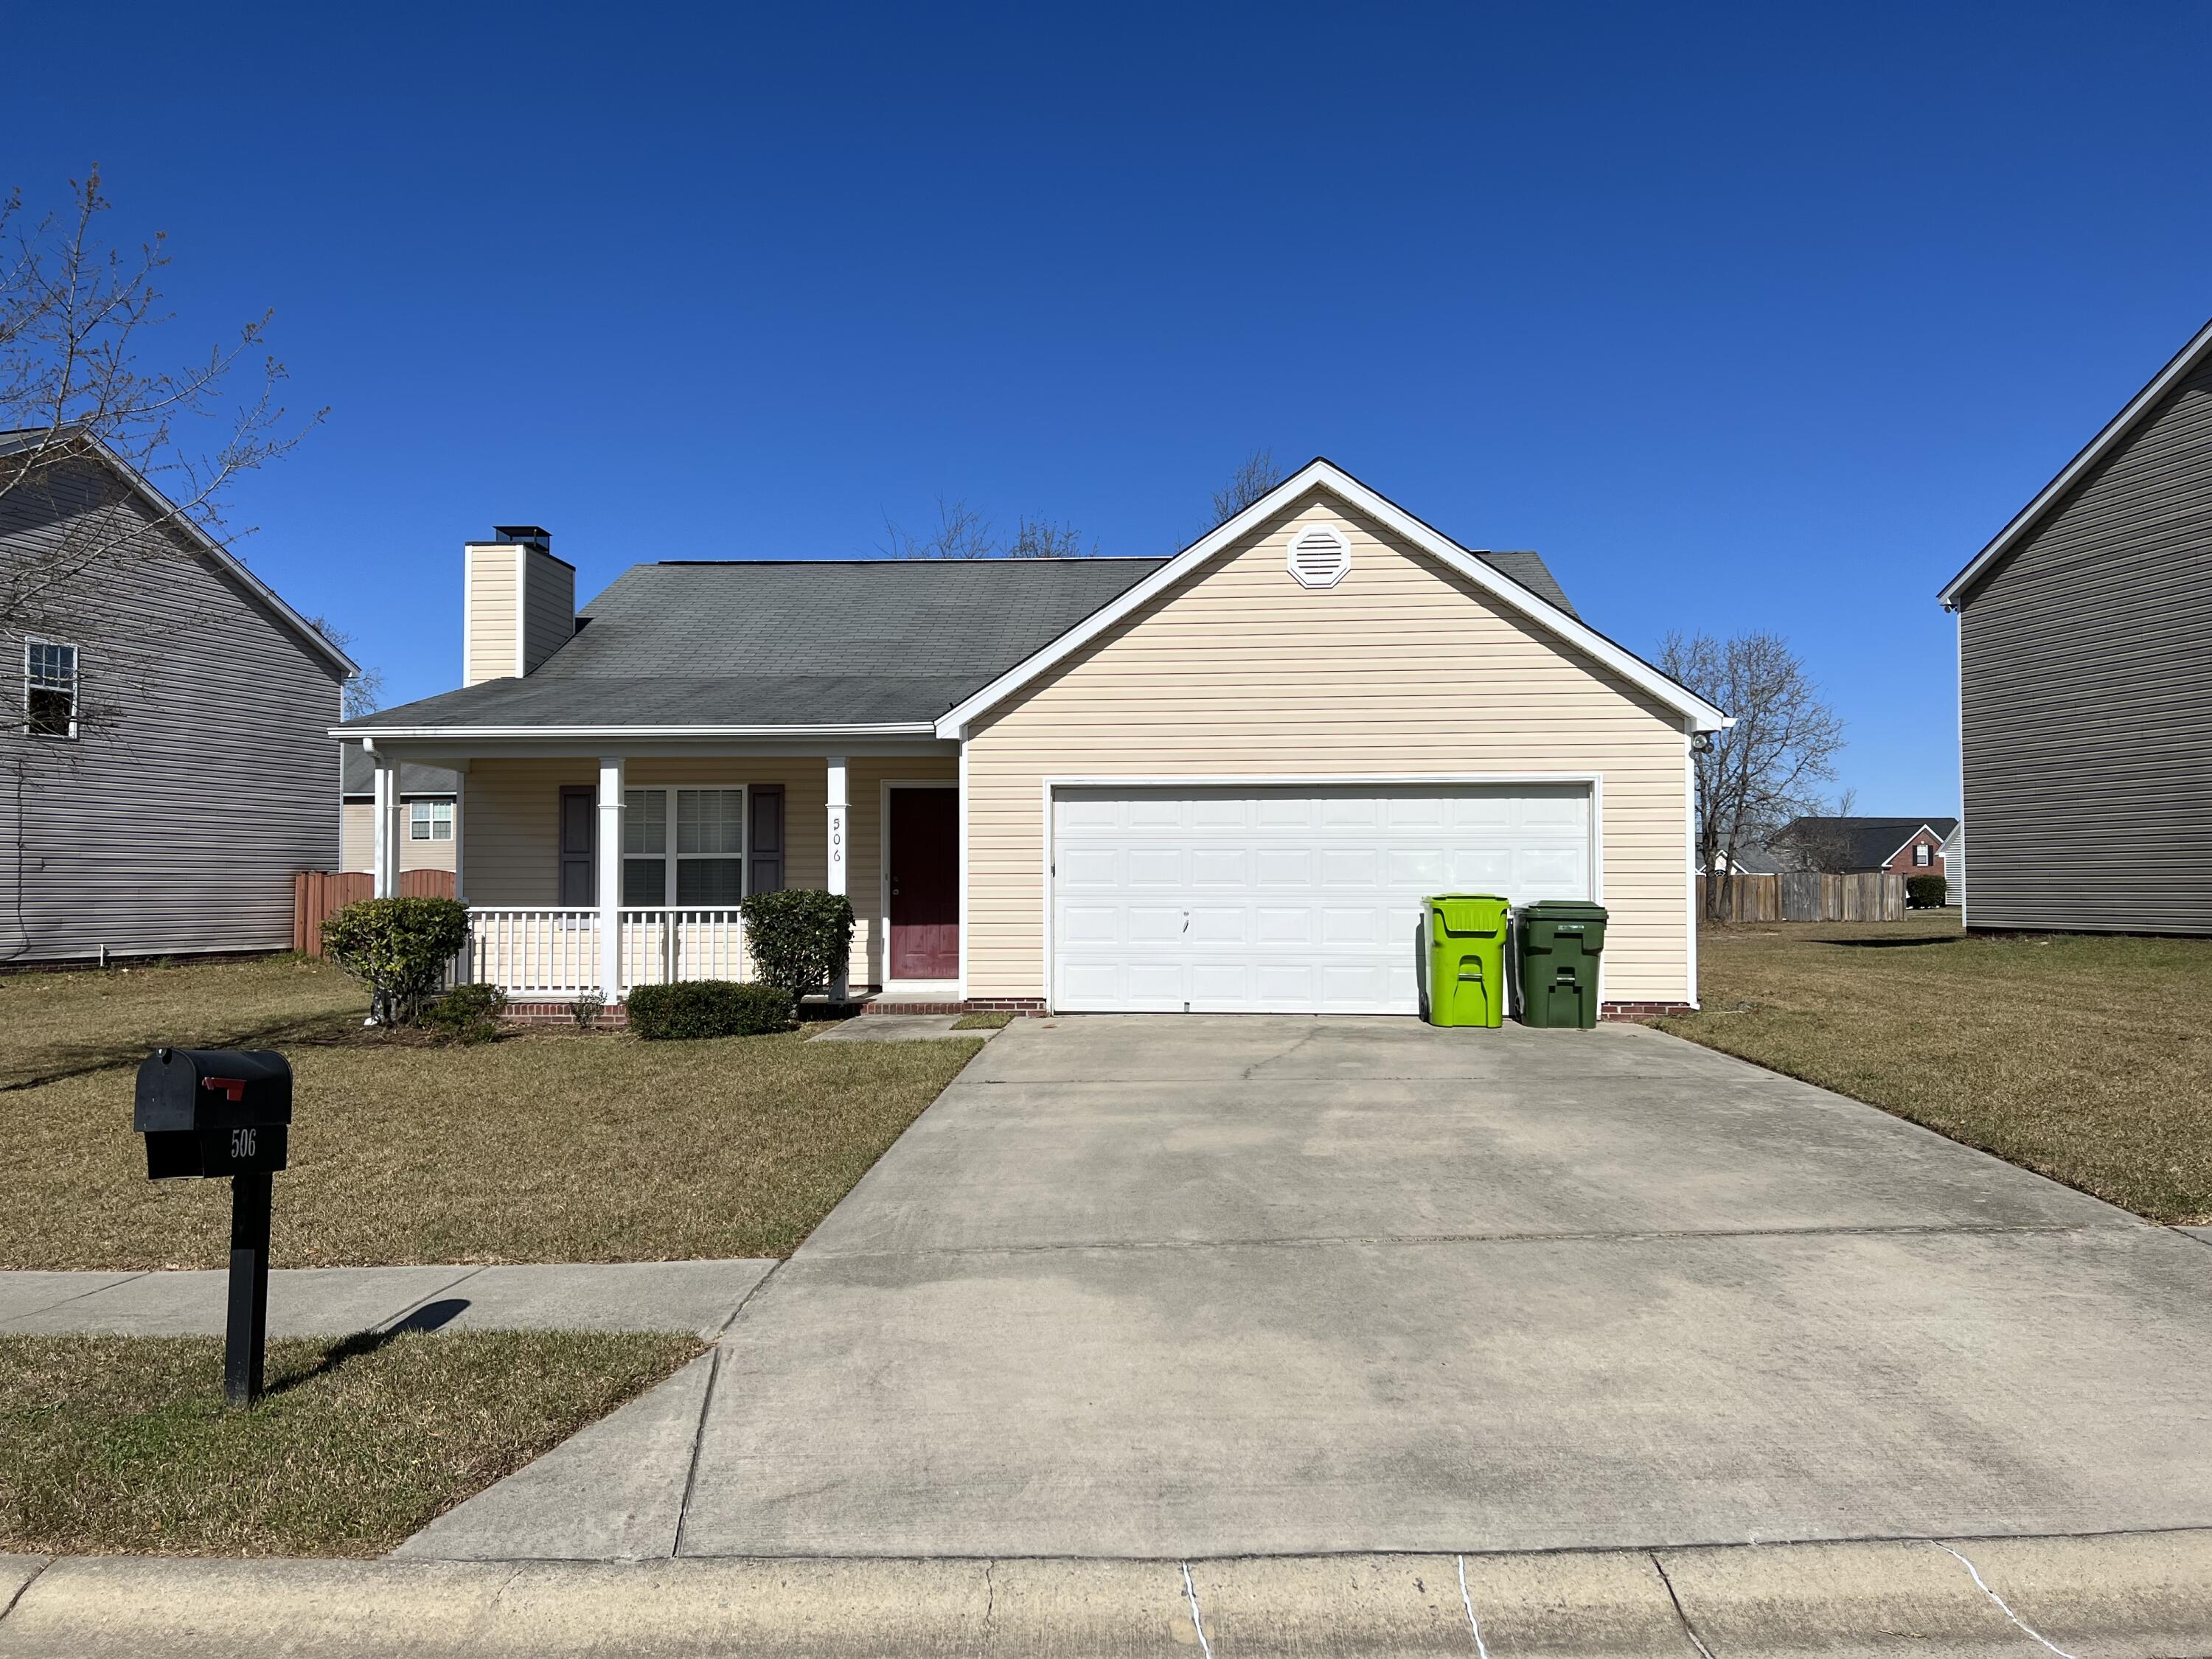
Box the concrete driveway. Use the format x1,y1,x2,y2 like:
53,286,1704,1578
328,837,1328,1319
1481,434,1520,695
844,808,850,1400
422,1015,2212,1561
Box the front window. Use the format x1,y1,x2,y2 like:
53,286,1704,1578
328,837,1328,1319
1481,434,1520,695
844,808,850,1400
410,799,454,841
622,786,745,905
1913,843,1933,866
25,639,77,739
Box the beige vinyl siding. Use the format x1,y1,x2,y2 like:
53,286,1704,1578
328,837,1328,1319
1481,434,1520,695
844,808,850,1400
963,492,1693,1005
340,799,459,873
519,548,576,674
464,545,520,685
459,756,951,987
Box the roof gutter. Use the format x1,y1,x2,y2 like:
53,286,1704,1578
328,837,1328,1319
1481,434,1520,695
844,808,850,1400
330,722,939,742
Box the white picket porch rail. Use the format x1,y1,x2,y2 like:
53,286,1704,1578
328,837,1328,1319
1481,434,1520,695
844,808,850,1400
465,906,748,997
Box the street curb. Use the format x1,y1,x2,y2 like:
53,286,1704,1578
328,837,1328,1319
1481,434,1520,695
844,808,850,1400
1,1531,2209,1656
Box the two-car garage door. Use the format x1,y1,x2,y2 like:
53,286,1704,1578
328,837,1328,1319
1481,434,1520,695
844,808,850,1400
1051,783,1593,1015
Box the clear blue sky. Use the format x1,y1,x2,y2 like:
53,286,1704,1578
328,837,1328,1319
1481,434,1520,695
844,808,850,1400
13,2,2211,813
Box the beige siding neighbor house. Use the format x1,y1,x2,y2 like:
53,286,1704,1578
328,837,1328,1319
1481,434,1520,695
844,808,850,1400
340,461,1727,1016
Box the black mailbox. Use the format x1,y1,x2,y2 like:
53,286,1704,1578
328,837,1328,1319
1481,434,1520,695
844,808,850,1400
133,1048,292,1180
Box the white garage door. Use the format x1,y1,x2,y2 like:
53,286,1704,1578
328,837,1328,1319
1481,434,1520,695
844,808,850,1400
1052,783,1593,1015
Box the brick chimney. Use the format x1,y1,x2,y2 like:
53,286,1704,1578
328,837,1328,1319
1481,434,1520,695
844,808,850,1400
462,526,574,685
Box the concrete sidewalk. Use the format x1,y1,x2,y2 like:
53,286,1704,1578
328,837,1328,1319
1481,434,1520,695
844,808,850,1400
0,1259,776,1340
7,1531,2212,1656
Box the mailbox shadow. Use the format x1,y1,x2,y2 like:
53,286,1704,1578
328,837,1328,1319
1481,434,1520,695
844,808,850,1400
262,1298,472,1397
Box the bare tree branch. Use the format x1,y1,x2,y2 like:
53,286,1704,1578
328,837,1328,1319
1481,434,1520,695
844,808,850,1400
1660,630,1846,919
1209,448,1284,529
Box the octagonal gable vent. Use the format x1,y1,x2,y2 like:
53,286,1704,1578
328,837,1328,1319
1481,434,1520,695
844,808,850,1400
1287,523,1352,588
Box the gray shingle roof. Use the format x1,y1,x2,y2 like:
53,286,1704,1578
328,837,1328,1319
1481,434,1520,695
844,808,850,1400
339,741,459,797
1775,816,1959,871
347,546,1576,733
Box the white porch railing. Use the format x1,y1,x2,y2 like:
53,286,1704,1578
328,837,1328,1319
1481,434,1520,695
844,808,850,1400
464,907,749,998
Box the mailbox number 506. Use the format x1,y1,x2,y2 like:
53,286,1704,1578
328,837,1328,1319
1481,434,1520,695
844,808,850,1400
229,1127,257,1158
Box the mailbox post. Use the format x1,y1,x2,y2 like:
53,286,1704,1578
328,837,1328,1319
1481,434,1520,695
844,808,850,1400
133,1048,293,1408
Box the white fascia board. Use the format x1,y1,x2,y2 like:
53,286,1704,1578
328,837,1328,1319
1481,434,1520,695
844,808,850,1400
69,432,361,676
1939,313,2212,608
328,722,936,741
1877,824,1944,867
934,459,1731,736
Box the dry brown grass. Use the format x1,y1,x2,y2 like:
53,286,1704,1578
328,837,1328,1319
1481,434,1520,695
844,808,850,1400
1658,916,2212,1224
2,956,983,1269
0,1329,699,1556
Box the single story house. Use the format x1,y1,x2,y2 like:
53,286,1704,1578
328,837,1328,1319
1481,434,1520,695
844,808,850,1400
338,462,1730,1016
339,740,458,875
1941,314,2212,935
1772,816,1958,877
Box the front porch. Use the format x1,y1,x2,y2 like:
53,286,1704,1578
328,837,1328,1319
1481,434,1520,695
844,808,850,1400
361,746,964,1006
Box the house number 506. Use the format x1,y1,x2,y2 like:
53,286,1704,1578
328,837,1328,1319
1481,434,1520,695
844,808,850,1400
229,1127,258,1158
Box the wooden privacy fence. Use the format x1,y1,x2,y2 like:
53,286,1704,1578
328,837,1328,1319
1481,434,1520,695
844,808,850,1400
1699,872,1905,923
293,869,457,956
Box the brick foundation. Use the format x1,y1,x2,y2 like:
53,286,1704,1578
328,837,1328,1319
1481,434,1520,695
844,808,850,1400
861,998,1048,1017
1600,1001,1694,1020
503,999,628,1030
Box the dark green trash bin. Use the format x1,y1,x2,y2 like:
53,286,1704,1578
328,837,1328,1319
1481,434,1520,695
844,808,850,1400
1518,900,1607,1029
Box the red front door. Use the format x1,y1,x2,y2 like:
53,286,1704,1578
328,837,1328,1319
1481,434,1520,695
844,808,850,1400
888,788,960,980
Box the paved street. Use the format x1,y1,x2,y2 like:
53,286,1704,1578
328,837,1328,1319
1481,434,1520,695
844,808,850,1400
403,1015,2212,1562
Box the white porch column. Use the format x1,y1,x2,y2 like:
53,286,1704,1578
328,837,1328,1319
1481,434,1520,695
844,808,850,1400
597,755,625,1001
372,754,400,898
451,769,467,902
825,755,849,998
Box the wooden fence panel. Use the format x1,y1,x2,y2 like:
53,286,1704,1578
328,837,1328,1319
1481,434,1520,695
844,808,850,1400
1700,872,1904,924
293,869,457,956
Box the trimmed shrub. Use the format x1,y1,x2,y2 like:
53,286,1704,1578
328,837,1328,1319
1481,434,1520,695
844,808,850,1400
424,981,507,1043
627,980,794,1040
739,889,857,1004
322,897,473,1025
1906,874,1948,909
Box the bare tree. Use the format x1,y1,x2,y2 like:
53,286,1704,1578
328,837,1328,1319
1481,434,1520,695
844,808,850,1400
1660,631,1846,920
881,498,1093,559
1,166,321,739
306,615,384,718
1209,448,1284,527
1006,515,1094,559
880,497,997,560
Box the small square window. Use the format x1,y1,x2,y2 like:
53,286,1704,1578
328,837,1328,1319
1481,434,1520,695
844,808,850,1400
411,800,455,841
1913,843,1933,866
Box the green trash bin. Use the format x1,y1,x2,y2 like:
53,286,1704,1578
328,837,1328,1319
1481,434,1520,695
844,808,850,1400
1425,894,1510,1028
1518,900,1607,1029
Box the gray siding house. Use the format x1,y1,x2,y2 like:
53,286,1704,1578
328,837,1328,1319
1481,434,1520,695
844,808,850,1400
1941,318,2212,935
0,431,355,963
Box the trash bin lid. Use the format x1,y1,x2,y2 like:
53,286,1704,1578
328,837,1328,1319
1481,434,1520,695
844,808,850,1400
1522,899,1607,919
1429,894,1510,934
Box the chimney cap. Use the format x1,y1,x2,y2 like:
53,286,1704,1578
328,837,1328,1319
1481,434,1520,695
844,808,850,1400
493,524,551,550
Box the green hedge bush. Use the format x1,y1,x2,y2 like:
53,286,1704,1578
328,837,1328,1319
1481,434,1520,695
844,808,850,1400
626,980,794,1040
321,897,473,1025
423,981,507,1043
738,889,856,1004
1906,874,1948,908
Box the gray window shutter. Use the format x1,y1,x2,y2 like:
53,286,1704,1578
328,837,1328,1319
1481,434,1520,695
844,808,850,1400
559,786,596,905
749,785,785,894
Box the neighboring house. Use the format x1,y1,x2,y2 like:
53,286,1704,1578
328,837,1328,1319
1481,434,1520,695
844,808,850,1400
1938,822,1965,905
1772,816,1958,876
0,430,354,963
1941,316,2212,936
338,462,1730,1016
1701,844,1778,877
339,740,459,874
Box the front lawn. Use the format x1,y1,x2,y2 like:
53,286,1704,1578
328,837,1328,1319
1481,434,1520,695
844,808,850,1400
0,1329,698,1556
4,957,983,1269
1658,917,2212,1224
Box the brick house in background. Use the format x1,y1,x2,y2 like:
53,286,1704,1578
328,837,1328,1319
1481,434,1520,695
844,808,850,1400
1772,816,1958,877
